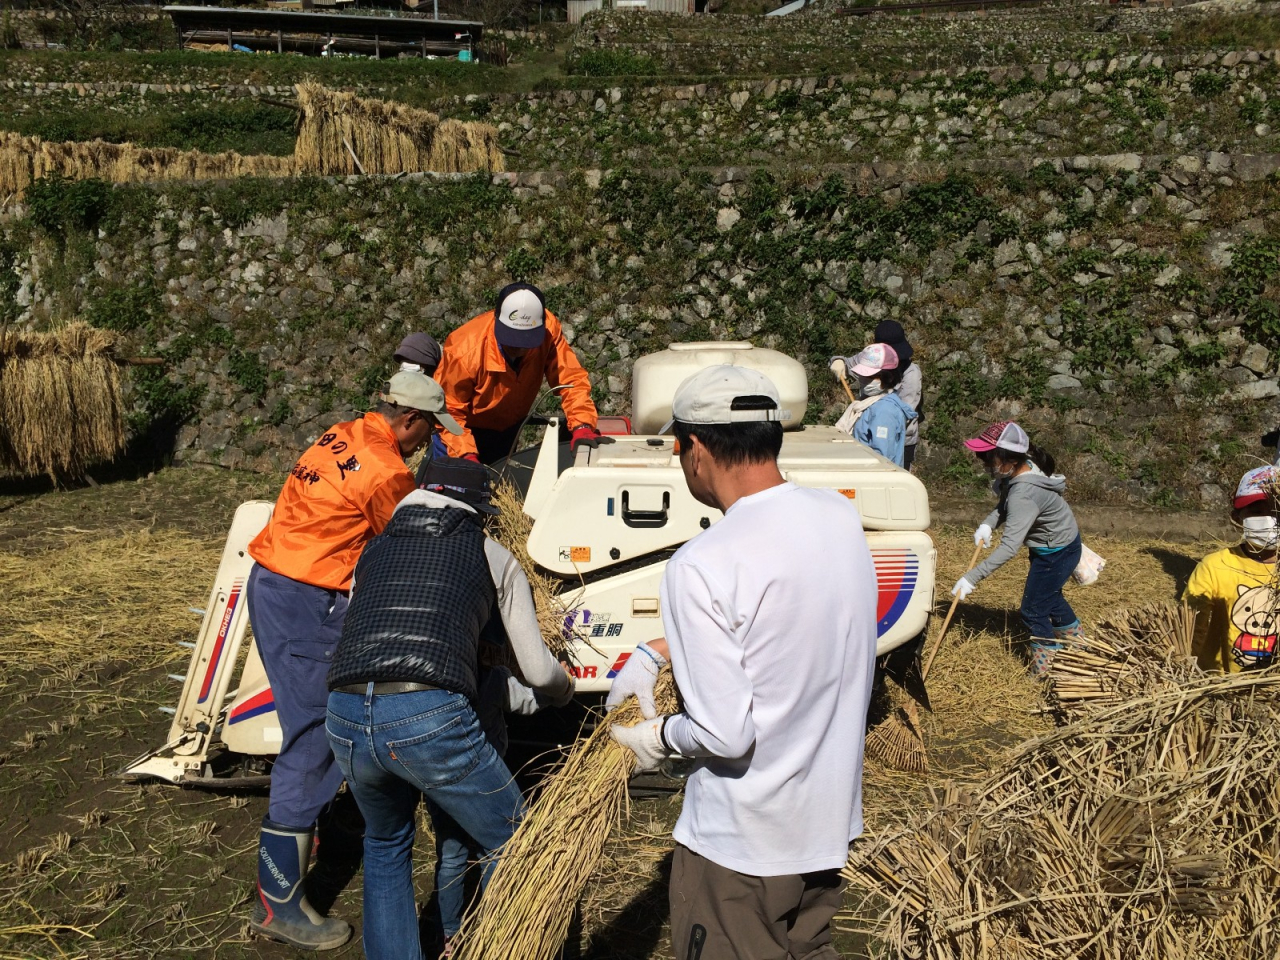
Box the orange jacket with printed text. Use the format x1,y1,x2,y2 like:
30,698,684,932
434,309,598,459
249,413,416,592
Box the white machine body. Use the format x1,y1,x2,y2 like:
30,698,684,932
631,342,809,434
525,419,934,692
126,342,935,783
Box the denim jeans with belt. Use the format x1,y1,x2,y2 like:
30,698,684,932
325,687,525,960
1020,534,1083,638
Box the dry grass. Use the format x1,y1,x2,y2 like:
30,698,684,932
452,670,678,960
489,479,573,660
295,82,503,176
0,323,126,483
0,130,297,200
844,665,1280,960
0,530,221,677
1046,601,1202,721
0,84,501,200
855,525,1220,832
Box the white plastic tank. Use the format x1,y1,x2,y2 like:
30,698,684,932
630,342,809,433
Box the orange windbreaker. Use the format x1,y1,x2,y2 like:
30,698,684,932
249,413,416,592
435,309,598,459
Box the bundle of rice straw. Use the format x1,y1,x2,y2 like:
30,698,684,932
490,479,572,660
1046,600,1200,721
294,82,504,177
0,323,126,482
0,131,297,200
452,669,678,960
1,84,502,200
843,656,1280,960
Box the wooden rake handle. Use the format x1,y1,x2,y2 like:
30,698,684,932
837,369,858,404
920,542,984,683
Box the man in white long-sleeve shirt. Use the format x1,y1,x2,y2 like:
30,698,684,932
607,364,879,960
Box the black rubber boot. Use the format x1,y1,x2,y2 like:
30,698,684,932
306,790,366,916
249,818,352,951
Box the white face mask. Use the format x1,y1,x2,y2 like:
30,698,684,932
859,379,883,399
1242,515,1279,551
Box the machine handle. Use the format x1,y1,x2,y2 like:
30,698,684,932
621,491,670,528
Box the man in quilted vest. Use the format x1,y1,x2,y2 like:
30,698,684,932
324,457,574,960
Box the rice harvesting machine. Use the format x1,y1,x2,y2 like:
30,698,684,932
122,342,936,786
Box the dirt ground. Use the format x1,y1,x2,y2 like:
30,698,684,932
0,467,1228,959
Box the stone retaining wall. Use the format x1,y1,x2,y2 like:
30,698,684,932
3,151,1276,504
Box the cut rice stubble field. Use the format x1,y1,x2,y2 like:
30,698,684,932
0,467,1231,959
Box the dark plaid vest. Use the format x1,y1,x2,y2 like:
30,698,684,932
328,504,497,699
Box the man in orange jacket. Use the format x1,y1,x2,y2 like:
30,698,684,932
435,282,606,464
244,371,461,951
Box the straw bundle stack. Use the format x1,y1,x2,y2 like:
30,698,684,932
0,322,126,481
0,131,298,200
844,661,1280,960
1,84,500,200
0,131,33,199
294,82,504,176
1046,600,1200,721
452,669,678,960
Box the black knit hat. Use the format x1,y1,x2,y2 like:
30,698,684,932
414,456,498,515
873,320,913,367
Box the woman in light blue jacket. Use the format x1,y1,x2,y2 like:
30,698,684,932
832,343,918,468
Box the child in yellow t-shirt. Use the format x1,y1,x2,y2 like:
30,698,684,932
1183,466,1279,672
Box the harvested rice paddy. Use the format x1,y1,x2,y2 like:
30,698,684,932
0,467,1229,959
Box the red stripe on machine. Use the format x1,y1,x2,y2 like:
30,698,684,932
197,583,241,704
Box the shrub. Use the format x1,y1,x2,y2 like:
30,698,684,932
571,49,657,77
27,176,113,235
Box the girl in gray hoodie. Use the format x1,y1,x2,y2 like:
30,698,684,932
950,421,1082,674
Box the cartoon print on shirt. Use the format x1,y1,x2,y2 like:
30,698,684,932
1230,582,1280,669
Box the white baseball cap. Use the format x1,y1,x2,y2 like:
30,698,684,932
661,364,791,433
382,370,462,434
494,283,547,349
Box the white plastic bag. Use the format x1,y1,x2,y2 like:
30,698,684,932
1072,543,1106,585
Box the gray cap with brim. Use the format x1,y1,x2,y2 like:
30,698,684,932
383,370,462,435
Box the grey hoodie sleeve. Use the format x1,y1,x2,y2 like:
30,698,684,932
484,539,573,704
896,363,922,413
969,487,1036,584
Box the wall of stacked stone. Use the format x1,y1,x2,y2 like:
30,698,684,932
2,151,1277,504
443,48,1280,168
563,6,1225,76
7,46,1277,173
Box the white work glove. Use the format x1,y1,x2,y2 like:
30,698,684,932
604,642,666,718
974,523,993,548
951,576,976,601
609,717,671,773
829,357,848,379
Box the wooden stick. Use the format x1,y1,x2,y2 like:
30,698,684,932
921,543,983,682
343,138,366,175
837,369,858,404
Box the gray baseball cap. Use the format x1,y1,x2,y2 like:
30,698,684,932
383,370,462,435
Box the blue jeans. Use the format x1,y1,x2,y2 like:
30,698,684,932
427,801,481,939
1020,535,1082,638
246,563,349,828
325,687,526,960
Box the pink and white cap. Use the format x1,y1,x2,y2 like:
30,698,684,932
964,420,1030,454
849,343,899,377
